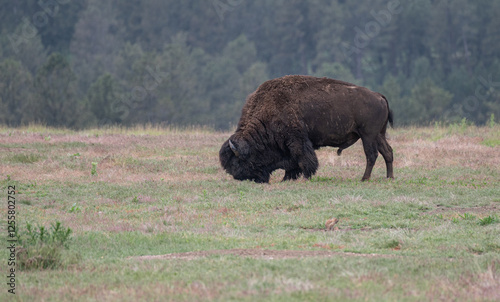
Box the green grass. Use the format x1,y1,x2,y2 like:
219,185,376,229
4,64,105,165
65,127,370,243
1,125,499,301
7,153,43,164
482,138,500,147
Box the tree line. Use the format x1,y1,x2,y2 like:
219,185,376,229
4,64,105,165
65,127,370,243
1,0,499,129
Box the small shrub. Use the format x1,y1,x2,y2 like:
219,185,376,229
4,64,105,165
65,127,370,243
16,221,77,270
459,117,469,132
452,213,476,223
460,213,476,221
91,162,98,176
201,190,209,201
447,117,472,135
479,215,498,226
238,191,245,202
489,113,496,128
16,245,63,270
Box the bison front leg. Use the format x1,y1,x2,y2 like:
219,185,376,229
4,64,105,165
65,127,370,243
286,139,318,180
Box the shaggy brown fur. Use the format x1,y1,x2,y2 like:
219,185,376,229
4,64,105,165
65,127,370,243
220,75,394,183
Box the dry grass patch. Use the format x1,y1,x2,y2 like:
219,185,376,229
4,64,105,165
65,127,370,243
2,125,498,185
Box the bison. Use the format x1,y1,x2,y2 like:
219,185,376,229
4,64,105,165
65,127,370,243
219,75,394,183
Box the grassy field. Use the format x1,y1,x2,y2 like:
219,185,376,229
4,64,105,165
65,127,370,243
1,124,499,301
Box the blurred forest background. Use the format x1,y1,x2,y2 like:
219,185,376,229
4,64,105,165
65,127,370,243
1,0,499,129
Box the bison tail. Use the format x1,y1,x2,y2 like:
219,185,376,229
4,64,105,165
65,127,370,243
380,93,394,128
388,109,394,128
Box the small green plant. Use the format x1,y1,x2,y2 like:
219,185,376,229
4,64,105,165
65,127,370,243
452,213,477,223
91,162,98,176
16,221,75,270
459,117,469,132
68,203,81,213
447,117,472,134
460,213,476,220
17,222,72,250
489,113,496,128
132,196,139,203
201,190,209,201
238,190,245,202
479,215,498,226
44,135,51,141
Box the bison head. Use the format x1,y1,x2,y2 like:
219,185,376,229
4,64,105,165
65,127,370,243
219,136,271,183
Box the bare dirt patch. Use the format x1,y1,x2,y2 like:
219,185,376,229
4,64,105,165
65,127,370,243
421,204,500,216
300,226,374,233
132,248,397,260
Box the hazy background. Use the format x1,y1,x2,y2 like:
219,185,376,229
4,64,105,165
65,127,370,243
1,0,499,129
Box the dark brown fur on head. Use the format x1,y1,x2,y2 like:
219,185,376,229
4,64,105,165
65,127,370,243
219,136,272,183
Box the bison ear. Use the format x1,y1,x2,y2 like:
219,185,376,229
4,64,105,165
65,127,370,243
229,140,240,157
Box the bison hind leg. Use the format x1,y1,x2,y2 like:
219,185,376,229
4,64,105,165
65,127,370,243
377,134,394,179
360,136,379,181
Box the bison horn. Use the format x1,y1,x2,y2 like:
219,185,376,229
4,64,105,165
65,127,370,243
228,140,240,157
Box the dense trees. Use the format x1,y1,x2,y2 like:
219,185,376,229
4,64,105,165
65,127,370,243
33,53,82,127
0,0,498,129
0,59,35,125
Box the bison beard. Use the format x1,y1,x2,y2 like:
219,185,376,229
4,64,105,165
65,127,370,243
220,75,394,183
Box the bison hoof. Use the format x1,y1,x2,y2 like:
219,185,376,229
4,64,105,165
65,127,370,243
283,170,301,181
